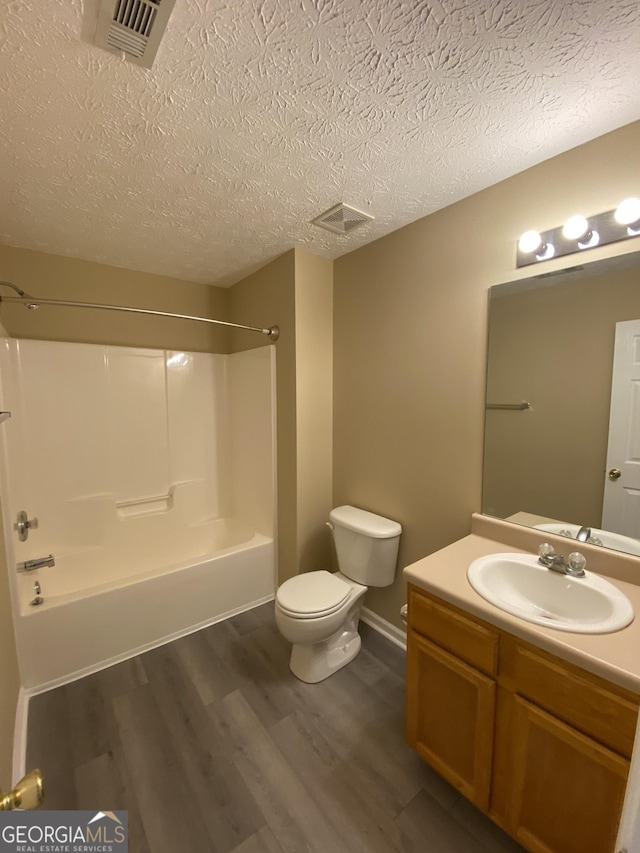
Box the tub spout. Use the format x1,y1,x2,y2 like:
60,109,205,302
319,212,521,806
17,554,55,573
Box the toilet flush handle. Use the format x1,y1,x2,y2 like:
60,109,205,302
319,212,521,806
326,521,334,531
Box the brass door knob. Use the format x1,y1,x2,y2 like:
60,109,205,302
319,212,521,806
609,468,622,481
0,769,44,810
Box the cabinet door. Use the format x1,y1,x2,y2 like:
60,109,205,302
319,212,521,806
406,631,495,810
503,696,629,853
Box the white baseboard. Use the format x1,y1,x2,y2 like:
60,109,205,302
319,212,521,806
361,606,407,651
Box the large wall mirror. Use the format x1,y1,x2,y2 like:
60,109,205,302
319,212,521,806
482,250,640,556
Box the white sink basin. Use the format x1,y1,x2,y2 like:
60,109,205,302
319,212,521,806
467,553,634,633
533,523,640,557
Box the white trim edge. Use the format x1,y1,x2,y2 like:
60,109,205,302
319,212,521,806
361,606,407,651
12,687,29,783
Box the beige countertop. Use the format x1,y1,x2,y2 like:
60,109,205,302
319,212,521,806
403,515,640,695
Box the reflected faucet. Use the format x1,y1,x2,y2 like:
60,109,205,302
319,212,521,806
576,526,592,542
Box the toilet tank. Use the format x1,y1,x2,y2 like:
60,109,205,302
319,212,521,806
329,505,402,587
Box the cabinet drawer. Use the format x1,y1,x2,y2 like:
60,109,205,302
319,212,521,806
408,585,499,676
502,638,639,758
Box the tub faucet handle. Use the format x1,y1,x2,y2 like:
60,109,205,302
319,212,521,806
15,511,38,542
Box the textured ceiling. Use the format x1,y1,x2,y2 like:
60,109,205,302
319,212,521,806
1,0,639,287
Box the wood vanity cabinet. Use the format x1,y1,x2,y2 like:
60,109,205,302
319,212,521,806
405,584,640,853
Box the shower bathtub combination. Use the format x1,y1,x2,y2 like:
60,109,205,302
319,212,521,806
0,338,277,689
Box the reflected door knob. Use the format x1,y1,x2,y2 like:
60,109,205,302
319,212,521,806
609,468,622,481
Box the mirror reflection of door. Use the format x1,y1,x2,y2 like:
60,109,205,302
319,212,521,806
603,319,640,537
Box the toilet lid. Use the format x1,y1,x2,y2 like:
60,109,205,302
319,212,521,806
277,571,351,617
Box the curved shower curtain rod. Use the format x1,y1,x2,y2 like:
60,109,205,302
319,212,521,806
0,281,280,341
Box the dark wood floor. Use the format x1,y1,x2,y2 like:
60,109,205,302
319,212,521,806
27,602,524,853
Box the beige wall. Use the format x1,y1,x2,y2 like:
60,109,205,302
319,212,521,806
484,266,640,525
229,249,333,582
0,245,230,353
333,120,640,628
294,252,334,574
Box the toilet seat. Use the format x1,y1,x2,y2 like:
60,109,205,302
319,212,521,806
276,570,351,619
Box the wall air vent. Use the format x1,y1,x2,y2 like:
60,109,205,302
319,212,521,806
94,0,177,69
312,203,374,235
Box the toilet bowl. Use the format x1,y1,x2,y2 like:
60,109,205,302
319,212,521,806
275,505,402,683
275,571,367,683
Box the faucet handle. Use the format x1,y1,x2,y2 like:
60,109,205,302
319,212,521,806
538,543,556,559
568,552,587,576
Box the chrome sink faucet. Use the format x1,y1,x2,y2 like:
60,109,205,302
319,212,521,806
538,543,586,578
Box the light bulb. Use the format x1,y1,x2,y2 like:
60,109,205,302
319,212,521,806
562,215,590,241
615,197,640,226
518,230,543,253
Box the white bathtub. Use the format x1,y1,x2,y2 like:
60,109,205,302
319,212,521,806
15,520,275,690
2,340,277,691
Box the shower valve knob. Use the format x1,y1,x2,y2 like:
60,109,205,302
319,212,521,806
14,511,38,542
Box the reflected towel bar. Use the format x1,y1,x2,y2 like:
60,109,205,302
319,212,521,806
486,402,531,410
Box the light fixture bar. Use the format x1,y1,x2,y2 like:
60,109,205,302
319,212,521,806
517,199,640,268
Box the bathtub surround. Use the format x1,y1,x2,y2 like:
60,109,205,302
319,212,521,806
0,340,276,688
0,245,334,589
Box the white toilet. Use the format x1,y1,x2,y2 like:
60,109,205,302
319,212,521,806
275,505,402,683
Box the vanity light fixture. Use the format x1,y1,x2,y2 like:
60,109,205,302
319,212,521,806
517,196,640,267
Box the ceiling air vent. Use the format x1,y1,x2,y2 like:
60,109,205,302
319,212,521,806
94,0,177,69
312,203,374,235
